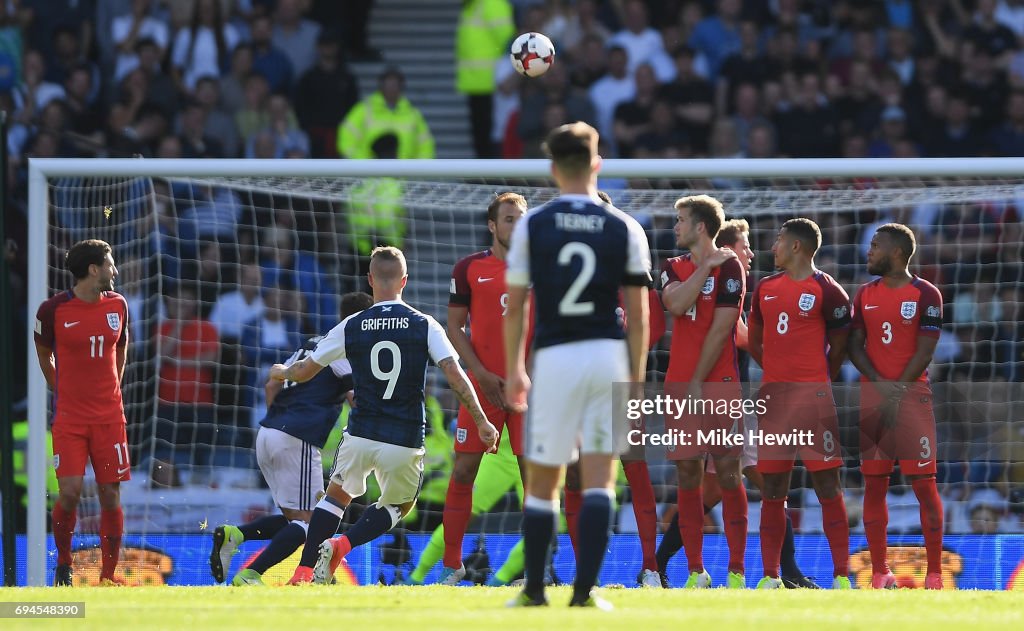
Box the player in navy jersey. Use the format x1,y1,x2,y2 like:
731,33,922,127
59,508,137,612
209,292,373,586
267,247,498,585
504,122,652,609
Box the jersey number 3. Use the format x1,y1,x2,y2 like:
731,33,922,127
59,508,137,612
557,242,596,316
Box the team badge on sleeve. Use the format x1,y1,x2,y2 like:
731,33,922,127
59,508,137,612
926,305,940,318
726,278,741,293
107,313,121,331
798,293,816,312
833,306,848,319
450,278,457,294
900,301,917,319
660,271,669,288
701,277,715,295
456,428,467,443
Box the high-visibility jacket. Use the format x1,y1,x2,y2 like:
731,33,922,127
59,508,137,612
455,0,515,95
9,420,59,509
336,92,435,159
347,176,405,256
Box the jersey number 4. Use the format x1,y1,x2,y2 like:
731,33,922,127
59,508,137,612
557,242,596,316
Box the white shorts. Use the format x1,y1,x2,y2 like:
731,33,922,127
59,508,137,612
525,338,630,467
705,413,759,474
256,426,324,512
330,433,425,505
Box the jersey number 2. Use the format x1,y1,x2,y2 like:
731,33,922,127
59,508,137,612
557,242,596,316
371,341,402,400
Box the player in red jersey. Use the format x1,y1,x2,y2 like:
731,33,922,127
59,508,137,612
848,223,945,590
34,240,130,587
439,192,528,584
660,195,747,589
748,218,852,589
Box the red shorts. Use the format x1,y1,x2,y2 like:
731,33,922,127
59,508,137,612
756,383,842,474
52,421,131,484
859,381,937,476
664,381,744,461
455,373,523,455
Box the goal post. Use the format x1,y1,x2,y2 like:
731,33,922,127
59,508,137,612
25,157,1024,587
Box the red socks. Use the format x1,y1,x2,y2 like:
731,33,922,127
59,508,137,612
760,498,786,578
100,507,124,580
622,461,658,572
564,487,582,561
912,476,944,575
863,475,890,574
442,479,474,569
820,493,850,577
52,503,76,566
677,486,705,573
720,484,748,574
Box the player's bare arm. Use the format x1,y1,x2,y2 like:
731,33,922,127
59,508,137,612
264,377,284,407
503,284,530,412
437,356,498,452
34,341,56,388
895,334,940,383
270,357,324,384
687,305,740,398
447,303,506,409
747,316,764,367
622,284,650,384
826,327,850,382
662,248,737,316
734,316,749,351
116,331,128,382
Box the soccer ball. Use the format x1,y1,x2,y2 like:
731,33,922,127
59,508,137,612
510,32,555,78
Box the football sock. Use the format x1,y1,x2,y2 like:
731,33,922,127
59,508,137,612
720,484,748,574
522,495,557,599
863,475,891,574
622,461,659,571
677,486,705,573
410,524,446,583
345,503,399,548
564,487,582,562
779,512,801,578
493,538,525,584
442,479,474,569
656,501,712,574
52,503,76,566
239,514,289,541
574,489,614,602
99,507,123,580
760,498,786,579
912,476,944,575
299,497,345,568
820,493,851,577
249,520,307,575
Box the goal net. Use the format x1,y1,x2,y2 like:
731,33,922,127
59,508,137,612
25,158,1024,588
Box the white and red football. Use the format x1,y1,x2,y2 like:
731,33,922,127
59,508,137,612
510,32,555,78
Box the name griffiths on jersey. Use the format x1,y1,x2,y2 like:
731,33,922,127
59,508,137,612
627,428,816,448
361,317,410,331
555,213,605,232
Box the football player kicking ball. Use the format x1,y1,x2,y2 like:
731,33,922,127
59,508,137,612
210,292,372,586
35,240,130,587
749,218,853,590
504,123,651,609
270,247,498,584
848,223,944,590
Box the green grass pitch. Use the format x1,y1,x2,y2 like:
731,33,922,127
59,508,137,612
2,586,1022,630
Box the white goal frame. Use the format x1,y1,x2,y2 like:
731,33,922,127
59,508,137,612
25,156,1024,586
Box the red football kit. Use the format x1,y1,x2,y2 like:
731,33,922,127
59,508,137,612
852,276,942,475
750,270,850,473
35,290,130,484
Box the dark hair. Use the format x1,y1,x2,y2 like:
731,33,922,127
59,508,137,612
66,239,111,280
781,217,822,255
876,222,917,261
675,194,725,238
543,122,598,177
716,218,750,248
487,192,527,223
370,133,399,159
188,0,228,74
596,190,612,204
340,291,374,318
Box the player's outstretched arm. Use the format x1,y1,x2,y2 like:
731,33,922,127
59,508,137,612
661,248,737,317
34,342,55,388
438,357,498,452
503,284,530,412
622,285,650,384
269,357,324,384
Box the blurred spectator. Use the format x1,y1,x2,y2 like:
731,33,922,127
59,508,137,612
193,76,240,157
729,82,768,153
271,0,319,78
773,71,838,157
608,0,674,82
220,43,253,114
716,20,767,114
988,89,1024,155
588,45,634,143
491,57,521,158
259,225,338,335
569,34,609,89
234,72,272,140
967,487,1007,534
559,0,611,55
964,0,1017,62
311,0,378,62
12,49,65,126
869,105,908,158
659,45,713,154
337,67,435,159
347,133,406,258
633,99,689,157
209,262,265,340
240,286,302,422
249,12,293,93
997,0,1024,36
171,0,240,92
23,0,93,65
924,92,984,157
518,58,594,156
613,63,658,158
110,0,168,86
244,93,309,158
688,0,742,81
456,0,514,159
178,98,224,158
0,2,21,93
295,30,359,158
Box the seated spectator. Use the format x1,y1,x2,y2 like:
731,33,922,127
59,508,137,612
834,61,884,139
608,0,675,82
337,67,435,159
559,0,612,56
295,30,360,158
717,20,768,114
209,262,265,340
743,121,777,158
220,43,253,114
989,89,1024,156
193,75,240,157
964,49,1009,134
688,0,742,81
924,92,985,157
249,12,293,93
272,0,320,78
63,64,102,139
658,46,713,154
259,226,338,335
111,0,170,85
12,50,65,126
240,285,302,422
178,98,224,158
234,72,271,140
730,82,769,153
613,63,659,158
125,38,179,119
869,106,909,158
569,34,609,89
588,46,635,143
244,93,308,158
967,487,1007,534
171,0,240,92
519,61,596,154
773,71,838,157
633,99,690,157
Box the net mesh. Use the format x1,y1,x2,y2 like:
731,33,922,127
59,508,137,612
39,169,1024,567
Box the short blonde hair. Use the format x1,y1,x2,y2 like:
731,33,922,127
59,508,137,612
715,218,750,248
674,194,726,238
369,246,408,281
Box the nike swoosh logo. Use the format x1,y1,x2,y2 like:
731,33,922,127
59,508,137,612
64,321,80,328
917,461,932,468
823,455,835,462
864,305,879,310
764,296,777,301
477,277,494,283
117,466,130,476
